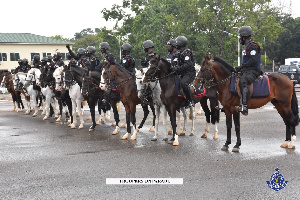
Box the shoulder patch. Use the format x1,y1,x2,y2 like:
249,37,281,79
185,56,190,61
250,50,257,55
122,59,127,63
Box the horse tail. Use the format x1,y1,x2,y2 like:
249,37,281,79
291,86,299,126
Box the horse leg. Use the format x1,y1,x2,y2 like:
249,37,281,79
121,106,131,140
200,98,210,138
232,110,241,152
11,94,17,112
189,106,195,136
32,93,39,117
130,107,138,140
149,102,156,132
152,105,160,141
178,107,186,136
137,104,149,131
25,95,31,115
169,109,179,146
162,106,168,141
70,99,77,128
56,98,63,122
88,98,96,131
111,101,120,135
78,100,84,129
211,98,220,140
96,100,102,125
43,96,51,120
221,109,233,151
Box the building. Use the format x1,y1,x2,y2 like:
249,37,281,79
0,33,74,72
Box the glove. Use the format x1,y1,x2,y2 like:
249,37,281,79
66,44,70,49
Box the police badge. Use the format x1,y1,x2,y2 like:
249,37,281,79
266,167,288,191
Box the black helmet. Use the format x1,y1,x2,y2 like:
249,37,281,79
143,40,154,49
47,55,53,61
175,36,188,48
56,53,62,58
33,55,40,61
238,26,254,36
77,48,86,55
86,46,96,54
100,42,110,50
167,39,176,47
41,57,49,62
122,43,132,51
22,58,28,63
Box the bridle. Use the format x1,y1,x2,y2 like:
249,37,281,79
145,59,176,82
104,65,133,89
202,59,233,89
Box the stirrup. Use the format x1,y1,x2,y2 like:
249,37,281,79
185,101,194,109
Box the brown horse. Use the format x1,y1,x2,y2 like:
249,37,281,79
200,57,299,152
102,63,141,140
1,71,25,112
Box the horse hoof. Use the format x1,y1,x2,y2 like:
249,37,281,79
56,119,61,122
41,112,46,115
213,135,219,140
162,137,168,141
288,144,295,149
121,133,130,140
101,120,105,124
43,117,48,120
112,128,119,135
32,113,38,117
87,116,92,120
173,141,179,146
167,130,172,135
149,126,155,132
177,132,185,136
221,146,229,151
189,132,194,136
78,125,84,129
120,124,126,128
280,141,289,148
151,137,157,141
96,121,100,125
70,124,76,129
232,147,240,152
111,122,116,126
201,134,207,138
89,126,95,132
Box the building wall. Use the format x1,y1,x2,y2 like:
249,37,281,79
0,43,72,71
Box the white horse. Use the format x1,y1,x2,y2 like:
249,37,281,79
37,68,58,120
63,69,84,129
22,69,41,116
136,68,168,141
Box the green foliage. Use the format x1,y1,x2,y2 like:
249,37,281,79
50,35,71,41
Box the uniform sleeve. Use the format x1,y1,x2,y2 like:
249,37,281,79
67,48,79,60
176,53,193,72
242,44,260,68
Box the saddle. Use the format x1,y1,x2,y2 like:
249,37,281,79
175,76,206,99
230,74,270,98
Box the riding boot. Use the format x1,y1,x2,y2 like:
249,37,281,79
183,85,194,108
241,86,250,115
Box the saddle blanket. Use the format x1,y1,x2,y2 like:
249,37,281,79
230,75,270,98
175,76,206,98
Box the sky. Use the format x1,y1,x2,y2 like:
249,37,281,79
1,0,299,39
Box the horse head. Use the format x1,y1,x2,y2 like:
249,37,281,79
53,66,64,91
136,68,148,99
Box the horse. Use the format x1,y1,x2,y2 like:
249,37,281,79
81,69,106,131
1,72,25,112
193,68,220,140
102,63,141,140
63,65,85,129
136,68,168,141
200,56,299,152
143,57,196,146
53,66,73,124
38,67,58,120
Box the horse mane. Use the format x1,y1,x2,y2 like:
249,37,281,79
112,63,133,76
160,58,172,69
213,57,235,75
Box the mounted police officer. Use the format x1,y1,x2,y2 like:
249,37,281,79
235,26,261,115
173,36,196,108
66,44,88,68
100,42,117,65
141,40,155,68
15,59,24,73
166,39,178,65
85,46,100,70
47,55,56,70
32,55,42,70
53,53,64,67
120,43,135,75
17,58,31,73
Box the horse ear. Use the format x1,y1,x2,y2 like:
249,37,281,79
204,56,210,66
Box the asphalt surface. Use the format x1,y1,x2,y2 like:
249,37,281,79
0,93,300,200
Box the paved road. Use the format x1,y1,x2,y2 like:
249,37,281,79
0,96,300,199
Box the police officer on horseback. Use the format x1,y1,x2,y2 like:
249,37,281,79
16,58,31,73
32,55,42,70
120,43,135,75
66,44,88,68
100,42,117,65
47,55,56,69
53,53,64,67
173,36,196,108
85,46,100,70
235,26,261,115
141,40,155,68
166,39,178,65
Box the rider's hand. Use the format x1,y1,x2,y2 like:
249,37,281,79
66,44,70,49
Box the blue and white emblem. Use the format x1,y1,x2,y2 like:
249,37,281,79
250,50,257,55
266,167,288,191
184,56,190,61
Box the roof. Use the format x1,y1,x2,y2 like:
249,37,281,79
0,33,74,44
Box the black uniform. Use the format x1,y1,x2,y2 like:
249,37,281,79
121,54,135,74
174,48,196,103
104,53,117,65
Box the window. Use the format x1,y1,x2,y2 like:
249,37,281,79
56,52,70,60
289,65,298,72
279,65,289,72
42,52,51,58
0,53,7,61
10,52,20,61
31,53,40,61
